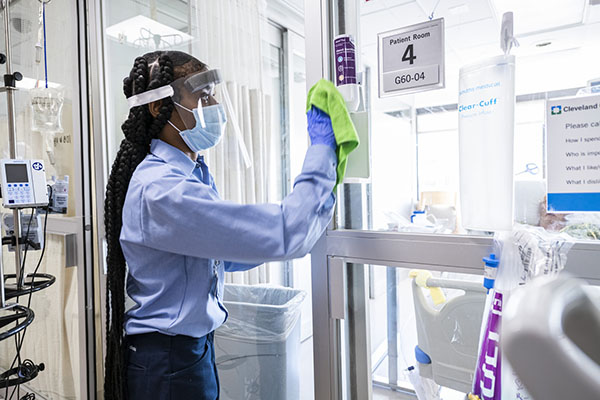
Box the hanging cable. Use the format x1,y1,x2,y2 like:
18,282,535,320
4,191,51,398
429,0,442,20
2,207,35,398
19,209,36,281
4,206,34,399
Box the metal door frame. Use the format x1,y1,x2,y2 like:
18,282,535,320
305,1,600,399
2,0,103,398
311,229,600,400
83,0,110,398
77,0,102,398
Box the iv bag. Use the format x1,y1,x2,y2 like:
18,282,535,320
30,86,64,134
31,86,65,165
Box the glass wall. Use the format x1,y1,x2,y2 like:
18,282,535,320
308,2,600,400
0,0,88,399
102,0,288,281
99,0,314,399
340,263,486,399
335,0,600,240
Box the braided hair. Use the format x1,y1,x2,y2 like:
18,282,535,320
104,51,207,400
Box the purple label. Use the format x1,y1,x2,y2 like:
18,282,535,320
334,35,357,86
473,291,503,400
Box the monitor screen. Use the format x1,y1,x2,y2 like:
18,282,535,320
5,164,28,183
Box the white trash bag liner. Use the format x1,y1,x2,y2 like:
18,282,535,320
217,284,306,343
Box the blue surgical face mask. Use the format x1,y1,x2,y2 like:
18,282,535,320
169,102,227,152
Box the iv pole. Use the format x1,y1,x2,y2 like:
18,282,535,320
0,9,52,396
1,0,25,306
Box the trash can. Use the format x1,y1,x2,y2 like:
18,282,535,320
215,284,306,400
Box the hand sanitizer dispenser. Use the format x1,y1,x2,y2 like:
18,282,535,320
334,34,361,112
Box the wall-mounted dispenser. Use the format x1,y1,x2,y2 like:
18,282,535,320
334,34,361,112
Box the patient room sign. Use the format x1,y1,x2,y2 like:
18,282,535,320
378,18,445,97
547,94,600,212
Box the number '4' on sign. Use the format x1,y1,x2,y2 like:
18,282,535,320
402,44,416,65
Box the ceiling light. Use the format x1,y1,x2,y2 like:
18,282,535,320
105,15,192,49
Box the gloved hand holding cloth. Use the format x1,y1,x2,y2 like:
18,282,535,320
306,79,360,190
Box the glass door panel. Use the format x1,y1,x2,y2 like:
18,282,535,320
308,3,600,400
333,0,600,240
339,263,484,400
0,0,91,398
0,235,81,399
99,1,314,400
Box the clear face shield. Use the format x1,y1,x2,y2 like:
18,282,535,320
126,69,251,167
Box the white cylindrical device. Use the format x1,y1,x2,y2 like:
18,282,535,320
458,55,516,231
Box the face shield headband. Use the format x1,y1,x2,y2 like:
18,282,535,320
126,69,252,168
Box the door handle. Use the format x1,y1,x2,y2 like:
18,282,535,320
328,256,346,320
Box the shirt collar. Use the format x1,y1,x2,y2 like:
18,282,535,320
150,139,200,176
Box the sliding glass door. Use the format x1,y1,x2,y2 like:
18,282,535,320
306,1,600,399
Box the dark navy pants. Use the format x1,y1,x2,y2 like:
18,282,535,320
126,332,219,400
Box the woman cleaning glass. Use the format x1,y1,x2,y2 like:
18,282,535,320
104,50,356,399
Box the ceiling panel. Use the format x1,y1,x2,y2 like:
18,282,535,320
387,1,428,23
516,47,593,94
445,17,499,50
491,0,586,35
454,43,503,65
360,1,427,45
357,0,600,108
514,22,600,57
361,0,412,16
361,11,399,46
416,0,496,27
360,0,499,50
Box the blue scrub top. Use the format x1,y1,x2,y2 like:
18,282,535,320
121,139,337,338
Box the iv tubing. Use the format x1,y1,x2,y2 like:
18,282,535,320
43,2,48,88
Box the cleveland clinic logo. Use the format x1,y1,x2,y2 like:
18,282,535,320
551,105,562,115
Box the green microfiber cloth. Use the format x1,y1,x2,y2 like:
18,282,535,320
306,79,360,190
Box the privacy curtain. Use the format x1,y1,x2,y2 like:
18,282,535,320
190,0,276,285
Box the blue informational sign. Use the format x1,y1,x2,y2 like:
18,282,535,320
546,94,600,212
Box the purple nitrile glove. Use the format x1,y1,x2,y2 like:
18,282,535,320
307,106,336,150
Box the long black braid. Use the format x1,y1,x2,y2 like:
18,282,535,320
104,51,207,400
